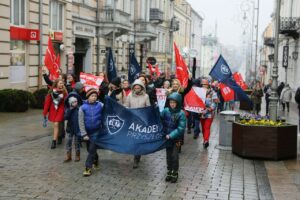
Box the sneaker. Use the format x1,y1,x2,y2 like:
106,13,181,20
83,168,92,176
165,170,172,182
92,160,100,170
170,171,178,183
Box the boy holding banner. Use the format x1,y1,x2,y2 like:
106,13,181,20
161,93,187,183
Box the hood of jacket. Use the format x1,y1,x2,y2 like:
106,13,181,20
167,92,182,112
131,79,146,91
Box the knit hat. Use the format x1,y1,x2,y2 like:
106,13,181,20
68,96,78,105
75,82,84,91
86,88,98,98
111,77,121,87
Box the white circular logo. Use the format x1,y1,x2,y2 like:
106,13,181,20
221,64,230,75
130,64,136,75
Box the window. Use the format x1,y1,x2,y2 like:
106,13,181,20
49,0,64,31
10,0,25,26
10,40,26,83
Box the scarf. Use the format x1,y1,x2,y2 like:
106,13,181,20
51,89,64,110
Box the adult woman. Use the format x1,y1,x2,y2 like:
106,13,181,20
108,77,126,105
43,79,68,149
251,82,263,115
280,84,292,112
124,79,150,168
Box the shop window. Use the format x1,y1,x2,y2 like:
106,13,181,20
10,40,26,83
10,0,25,26
49,0,64,31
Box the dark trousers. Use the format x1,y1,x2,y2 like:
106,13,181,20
166,144,179,172
134,155,141,162
187,111,193,130
193,113,201,137
66,132,80,152
282,102,290,112
298,107,300,131
265,99,270,115
59,122,65,138
85,141,99,168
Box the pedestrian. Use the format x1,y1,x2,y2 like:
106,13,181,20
79,88,103,176
124,79,151,169
43,79,68,149
162,80,171,90
73,82,86,100
122,79,131,97
66,74,77,93
263,79,272,115
161,92,186,183
139,74,157,105
277,82,285,97
250,82,263,115
108,77,126,104
294,87,300,130
280,84,292,112
64,93,82,162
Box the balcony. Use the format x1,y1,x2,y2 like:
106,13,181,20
100,8,131,37
135,21,157,42
150,8,164,24
280,17,300,39
264,37,275,48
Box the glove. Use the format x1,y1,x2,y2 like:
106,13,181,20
42,116,48,128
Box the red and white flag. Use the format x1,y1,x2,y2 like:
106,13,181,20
219,83,235,102
44,37,60,80
80,72,103,92
233,72,248,90
174,42,189,88
184,87,206,113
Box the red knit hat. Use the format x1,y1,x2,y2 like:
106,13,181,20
86,88,98,98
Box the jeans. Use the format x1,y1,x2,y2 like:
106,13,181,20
193,113,201,137
166,143,179,171
66,132,80,152
265,99,270,115
85,141,99,168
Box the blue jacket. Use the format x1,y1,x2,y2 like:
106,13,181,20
160,93,186,146
64,107,80,136
80,101,103,134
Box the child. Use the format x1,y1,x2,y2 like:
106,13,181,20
43,79,68,149
64,93,82,162
160,92,187,183
78,88,103,176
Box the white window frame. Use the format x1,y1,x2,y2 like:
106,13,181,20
10,0,26,26
49,0,64,31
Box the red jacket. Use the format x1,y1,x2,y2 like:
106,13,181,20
43,91,67,122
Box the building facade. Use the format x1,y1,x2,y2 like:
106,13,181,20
0,0,203,90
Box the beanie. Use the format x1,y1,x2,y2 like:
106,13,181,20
75,82,84,91
86,88,98,98
110,77,121,87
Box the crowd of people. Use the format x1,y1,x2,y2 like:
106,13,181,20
41,67,297,182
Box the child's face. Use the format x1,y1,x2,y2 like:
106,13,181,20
88,93,97,103
133,85,142,93
169,100,177,109
71,100,78,107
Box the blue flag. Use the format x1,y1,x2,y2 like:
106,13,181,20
128,53,141,84
91,96,166,155
107,47,117,82
209,55,252,105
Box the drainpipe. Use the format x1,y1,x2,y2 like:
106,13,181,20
38,0,43,88
96,0,100,74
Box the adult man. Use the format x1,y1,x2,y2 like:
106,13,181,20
263,79,272,115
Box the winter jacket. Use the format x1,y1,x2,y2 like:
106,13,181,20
201,88,217,119
146,85,157,105
251,89,263,104
108,87,126,105
160,93,186,146
43,89,67,122
280,86,292,103
264,84,272,100
78,101,103,136
124,79,151,108
64,92,82,136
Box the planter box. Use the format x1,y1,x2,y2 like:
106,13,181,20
232,122,297,160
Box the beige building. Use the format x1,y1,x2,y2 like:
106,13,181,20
0,0,203,90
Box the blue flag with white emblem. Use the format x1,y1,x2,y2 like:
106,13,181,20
209,55,252,104
107,47,117,82
91,96,166,155
128,53,141,84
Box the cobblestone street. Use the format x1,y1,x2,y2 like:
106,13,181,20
2,107,296,200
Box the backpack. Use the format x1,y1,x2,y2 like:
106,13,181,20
295,87,300,104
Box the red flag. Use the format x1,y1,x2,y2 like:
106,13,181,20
44,37,60,80
174,42,189,88
147,63,155,77
233,72,248,90
219,83,235,102
155,65,160,76
184,87,206,113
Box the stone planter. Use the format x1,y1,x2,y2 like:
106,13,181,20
232,122,297,160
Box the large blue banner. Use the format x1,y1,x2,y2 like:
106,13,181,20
209,55,252,105
91,96,166,155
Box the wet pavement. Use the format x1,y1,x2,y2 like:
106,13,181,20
0,104,299,200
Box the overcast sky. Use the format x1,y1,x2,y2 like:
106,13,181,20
187,0,274,47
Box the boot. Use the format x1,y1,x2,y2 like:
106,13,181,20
57,136,62,145
165,170,172,182
133,157,140,169
50,140,56,149
170,171,178,183
64,151,72,162
75,151,80,162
